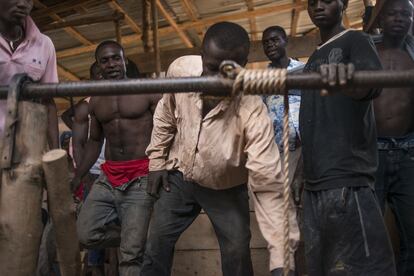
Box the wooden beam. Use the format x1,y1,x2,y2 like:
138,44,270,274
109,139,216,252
114,19,122,44
130,32,321,73
156,0,194,48
290,0,302,37
180,0,204,38
57,65,80,81
108,0,141,34
152,0,161,75
32,0,110,19
178,2,304,30
56,1,304,59
33,0,93,46
142,0,152,53
41,12,124,32
245,0,258,40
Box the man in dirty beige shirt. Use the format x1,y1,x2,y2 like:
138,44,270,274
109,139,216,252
142,22,299,276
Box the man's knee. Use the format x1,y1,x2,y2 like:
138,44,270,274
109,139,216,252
77,219,101,248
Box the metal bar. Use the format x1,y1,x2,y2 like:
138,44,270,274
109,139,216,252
0,70,413,99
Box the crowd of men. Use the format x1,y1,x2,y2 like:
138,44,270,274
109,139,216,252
0,0,413,276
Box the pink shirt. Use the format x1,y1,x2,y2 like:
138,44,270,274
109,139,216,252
0,16,58,135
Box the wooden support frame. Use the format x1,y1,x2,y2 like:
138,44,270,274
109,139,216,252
245,0,258,40
156,0,194,48
142,0,152,53
180,0,204,44
57,64,81,81
34,0,93,45
32,0,110,19
290,0,303,37
56,1,304,59
41,12,124,31
151,0,161,75
108,0,141,34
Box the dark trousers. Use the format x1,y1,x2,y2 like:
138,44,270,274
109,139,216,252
141,171,253,276
375,142,414,276
77,175,154,276
303,186,396,276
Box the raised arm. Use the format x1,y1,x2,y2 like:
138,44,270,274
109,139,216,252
244,98,299,273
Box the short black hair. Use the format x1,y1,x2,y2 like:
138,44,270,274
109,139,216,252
202,22,250,58
89,62,99,79
95,40,125,61
262,26,288,40
126,58,140,78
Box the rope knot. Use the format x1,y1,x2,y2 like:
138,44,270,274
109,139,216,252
232,68,287,97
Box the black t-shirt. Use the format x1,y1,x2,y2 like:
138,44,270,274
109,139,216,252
300,30,382,191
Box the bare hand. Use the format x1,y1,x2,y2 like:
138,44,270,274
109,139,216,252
319,63,355,96
147,170,170,197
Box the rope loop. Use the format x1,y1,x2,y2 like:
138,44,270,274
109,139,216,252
232,68,288,97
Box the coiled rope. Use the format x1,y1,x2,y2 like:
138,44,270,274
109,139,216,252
232,68,291,276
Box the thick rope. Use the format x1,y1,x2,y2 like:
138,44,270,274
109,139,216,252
232,68,291,276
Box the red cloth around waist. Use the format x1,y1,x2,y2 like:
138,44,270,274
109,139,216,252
101,158,149,188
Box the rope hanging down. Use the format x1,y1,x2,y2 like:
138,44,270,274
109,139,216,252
232,68,291,276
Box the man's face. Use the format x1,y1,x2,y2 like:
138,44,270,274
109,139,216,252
96,44,127,80
308,0,345,29
201,40,247,76
262,30,287,62
0,0,33,26
381,0,413,38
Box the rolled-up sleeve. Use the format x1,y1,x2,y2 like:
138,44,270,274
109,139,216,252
146,93,177,171
244,100,299,271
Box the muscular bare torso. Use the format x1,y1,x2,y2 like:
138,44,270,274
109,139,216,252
90,95,156,161
374,44,414,137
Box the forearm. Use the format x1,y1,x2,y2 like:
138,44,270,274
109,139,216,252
75,139,103,178
47,100,59,149
73,145,84,168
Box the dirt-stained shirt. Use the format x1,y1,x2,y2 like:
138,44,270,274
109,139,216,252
146,55,299,271
0,16,58,136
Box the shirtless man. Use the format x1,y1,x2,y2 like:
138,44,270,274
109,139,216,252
74,40,160,276
373,1,414,274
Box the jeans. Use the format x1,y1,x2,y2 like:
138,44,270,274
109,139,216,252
83,173,106,266
77,174,155,276
141,171,253,276
375,134,414,276
303,186,396,276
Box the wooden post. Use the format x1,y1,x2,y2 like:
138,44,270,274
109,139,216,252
42,149,81,276
142,0,152,53
114,18,122,45
151,0,161,76
0,101,48,276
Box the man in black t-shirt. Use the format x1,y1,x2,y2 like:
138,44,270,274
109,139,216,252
301,1,396,275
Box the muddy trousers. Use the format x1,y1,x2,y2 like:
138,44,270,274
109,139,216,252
141,171,253,276
303,186,396,276
77,175,154,276
375,144,414,276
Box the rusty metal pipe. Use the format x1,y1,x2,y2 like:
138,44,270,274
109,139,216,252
0,70,413,99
